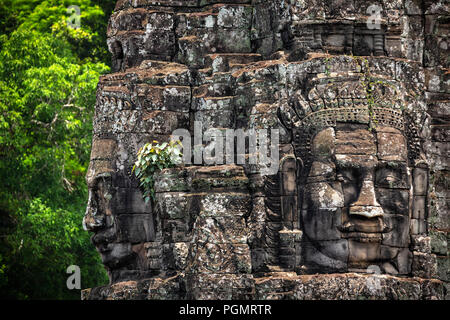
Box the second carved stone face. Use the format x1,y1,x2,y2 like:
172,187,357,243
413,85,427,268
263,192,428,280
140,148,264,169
83,159,135,270
83,138,156,281
301,123,414,274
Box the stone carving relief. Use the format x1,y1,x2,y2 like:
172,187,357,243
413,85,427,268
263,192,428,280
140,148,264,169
82,0,449,300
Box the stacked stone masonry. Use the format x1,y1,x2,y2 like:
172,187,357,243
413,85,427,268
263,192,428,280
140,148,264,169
82,0,449,300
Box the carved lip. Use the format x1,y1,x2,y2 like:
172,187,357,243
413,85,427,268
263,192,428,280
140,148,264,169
91,228,117,246
98,245,112,254
338,223,392,234
340,232,383,242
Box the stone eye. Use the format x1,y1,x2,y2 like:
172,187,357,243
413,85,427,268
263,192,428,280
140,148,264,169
384,174,398,183
337,171,360,206
337,171,355,184
95,175,112,187
375,166,408,189
378,173,401,187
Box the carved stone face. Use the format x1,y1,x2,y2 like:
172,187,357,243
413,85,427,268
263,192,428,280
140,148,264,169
83,139,155,281
301,123,415,274
83,158,135,270
84,0,438,287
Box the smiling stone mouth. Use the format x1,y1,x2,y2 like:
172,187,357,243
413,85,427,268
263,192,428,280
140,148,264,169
340,232,383,242
337,223,392,234
98,246,112,253
91,229,117,246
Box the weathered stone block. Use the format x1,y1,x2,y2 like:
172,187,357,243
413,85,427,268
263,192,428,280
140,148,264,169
412,195,427,220
430,230,448,255
217,6,252,29
115,188,151,214
303,239,349,273
90,139,117,160
155,192,193,220
410,218,427,235
429,198,450,230
436,255,449,282
161,219,191,243
117,214,156,243
412,251,438,279
188,243,252,274
83,0,448,300
382,214,410,247
161,242,189,272
413,167,429,196
185,273,255,300
411,235,432,254
154,168,192,193
375,189,409,215
192,216,248,244
137,85,191,112
336,128,377,155
376,130,408,161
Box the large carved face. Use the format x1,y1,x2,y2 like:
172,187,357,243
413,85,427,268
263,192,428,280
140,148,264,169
83,156,135,271
302,123,425,274
83,139,155,281
301,123,417,274
85,0,436,287
277,54,429,276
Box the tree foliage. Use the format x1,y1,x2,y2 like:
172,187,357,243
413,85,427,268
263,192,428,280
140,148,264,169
0,0,116,299
133,141,183,204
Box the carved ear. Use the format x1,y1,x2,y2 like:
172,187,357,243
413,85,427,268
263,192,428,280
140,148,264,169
280,156,296,172
296,157,304,179
279,156,298,227
278,104,298,131
280,156,297,195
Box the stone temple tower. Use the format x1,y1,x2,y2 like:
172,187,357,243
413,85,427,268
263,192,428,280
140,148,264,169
82,0,449,300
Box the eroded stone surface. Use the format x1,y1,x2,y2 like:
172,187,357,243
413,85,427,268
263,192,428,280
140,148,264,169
82,272,445,300
82,0,449,300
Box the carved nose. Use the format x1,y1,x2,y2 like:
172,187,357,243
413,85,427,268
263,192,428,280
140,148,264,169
349,180,383,218
83,190,104,231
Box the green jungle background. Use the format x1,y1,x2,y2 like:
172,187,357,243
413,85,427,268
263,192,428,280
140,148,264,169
0,0,117,299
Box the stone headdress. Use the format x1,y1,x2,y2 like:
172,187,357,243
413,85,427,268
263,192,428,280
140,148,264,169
278,57,428,172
